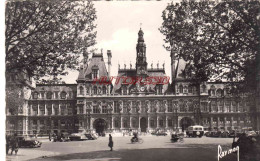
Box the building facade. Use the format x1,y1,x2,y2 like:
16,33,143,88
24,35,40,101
6,29,259,136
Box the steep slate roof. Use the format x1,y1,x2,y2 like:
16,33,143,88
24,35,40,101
78,54,108,81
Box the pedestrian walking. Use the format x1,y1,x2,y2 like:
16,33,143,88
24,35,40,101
49,133,51,141
108,134,113,151
10,133,19,155
6,134,10,154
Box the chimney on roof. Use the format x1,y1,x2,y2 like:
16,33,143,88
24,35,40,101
107,50,112,77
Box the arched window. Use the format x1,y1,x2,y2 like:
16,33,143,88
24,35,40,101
60,91,67,99
102,86,106,95
33,92,38,99
216,89,222,97
46,92,52,99
210,85,216,96
179,85,183,93
79,86,84,95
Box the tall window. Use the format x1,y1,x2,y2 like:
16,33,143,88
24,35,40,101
150,120,155,127
102,86,106,95
202,85,206,93
123,120,127,128
102,106,107,113
168,100,173,112
168,119,172,127
115,120,119,128
179,85,183,93
79,86,84,95
93,106,100,113
188,85,192,93
114,101,120,113
93,86,97,95
159,119,163,127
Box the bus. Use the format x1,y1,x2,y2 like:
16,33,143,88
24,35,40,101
186,125,204,137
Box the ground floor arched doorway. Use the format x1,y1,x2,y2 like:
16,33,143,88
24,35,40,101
180,117,194,132
93,118,107,135
140,117,147,132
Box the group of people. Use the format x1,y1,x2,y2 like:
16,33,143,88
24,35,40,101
6,133,19,155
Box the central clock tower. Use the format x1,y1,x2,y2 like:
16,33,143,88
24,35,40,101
136,28,148,76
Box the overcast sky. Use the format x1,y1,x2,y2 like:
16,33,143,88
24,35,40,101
61,1,180,83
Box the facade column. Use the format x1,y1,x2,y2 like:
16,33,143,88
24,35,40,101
52,104,54,115
165,117,168,129
58,103,61,115
83,104,86,114
210,117,213,130
90,118,93,129
30,104,33,116
217,117,220,130
121,117,123,130
224,117,227,131
77,106,80,114
111,117,114,129
129,117,132,129
147,117,150,129
37,119,40,133
58,120,61,133
138,116,141,130
231,116,234,130
44,103,47,116
157,116,159,128
37,103,40,116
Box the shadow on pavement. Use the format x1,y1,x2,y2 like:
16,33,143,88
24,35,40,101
28,148,240,161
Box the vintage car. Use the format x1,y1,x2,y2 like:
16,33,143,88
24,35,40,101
155,132,167,136
69,133,97,141
17,136,42,148
186,125,204,137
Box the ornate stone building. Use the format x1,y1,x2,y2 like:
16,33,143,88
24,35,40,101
6,28,259,135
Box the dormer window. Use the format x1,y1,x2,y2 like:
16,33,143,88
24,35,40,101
158,85,163,95
93,69,98,79
92,65,99,79
122,86,127,95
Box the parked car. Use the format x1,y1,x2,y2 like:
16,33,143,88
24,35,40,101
155,132,167,136
56,132,70,142
246,131,257,137
69,133,97,141
220,131,230,138
17,136,41,148
228,131,242,138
